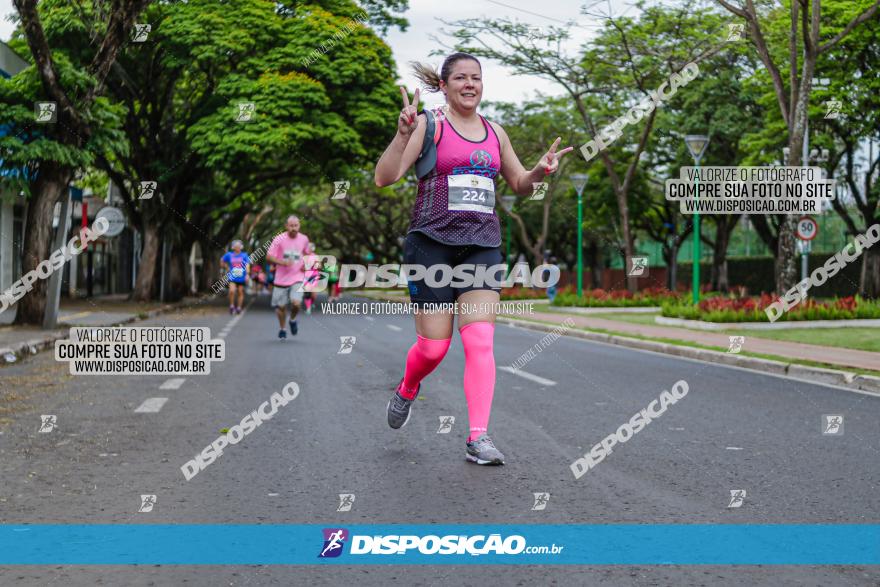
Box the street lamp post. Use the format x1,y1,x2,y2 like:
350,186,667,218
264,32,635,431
684,135,709,304
501,195,517,270
570,173,588,297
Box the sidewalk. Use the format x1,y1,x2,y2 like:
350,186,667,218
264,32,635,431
528,308,880,373
0,294,207,363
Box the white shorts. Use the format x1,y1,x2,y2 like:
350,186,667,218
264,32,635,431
271,282,304,307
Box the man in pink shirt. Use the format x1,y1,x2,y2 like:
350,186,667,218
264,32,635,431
267,215,310,339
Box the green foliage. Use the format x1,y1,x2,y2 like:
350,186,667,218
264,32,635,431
553,286,683,307
661,295,880,322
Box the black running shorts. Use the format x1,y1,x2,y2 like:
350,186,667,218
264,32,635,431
403,231,505,306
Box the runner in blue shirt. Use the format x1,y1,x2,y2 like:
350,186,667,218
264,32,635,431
221,240,251,314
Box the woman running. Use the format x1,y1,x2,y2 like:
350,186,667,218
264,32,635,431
221,240,250,314
325,258,341,303
374,53,572,465
302,244,321,315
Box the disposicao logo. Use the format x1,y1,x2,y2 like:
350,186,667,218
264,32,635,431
318,528,349,558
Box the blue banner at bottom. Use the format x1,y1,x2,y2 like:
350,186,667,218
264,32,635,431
0,524,877,565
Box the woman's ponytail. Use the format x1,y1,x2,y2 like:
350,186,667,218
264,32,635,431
410,61,442,92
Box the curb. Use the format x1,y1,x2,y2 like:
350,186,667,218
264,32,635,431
656,315,880,331
0,296,209,366
354,291,880,397
500,316,880,396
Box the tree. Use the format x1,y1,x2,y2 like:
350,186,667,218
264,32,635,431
716,0,880,294
486,98,581,268
442,0,726,291
5,0,148,324
87,0,401,299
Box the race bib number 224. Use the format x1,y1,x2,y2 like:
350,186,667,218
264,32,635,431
447,174,495,213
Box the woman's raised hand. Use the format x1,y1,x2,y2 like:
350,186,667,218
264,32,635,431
398,86,420,137
538,137,574,175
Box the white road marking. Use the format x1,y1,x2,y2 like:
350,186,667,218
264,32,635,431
268,493,279,497
669,427,686,431
498,366,556,386
160,378,186,390
134,398,169,413
387,325,402,331
725,446,744,451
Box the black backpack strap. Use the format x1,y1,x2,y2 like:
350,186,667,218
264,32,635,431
414,109,436,180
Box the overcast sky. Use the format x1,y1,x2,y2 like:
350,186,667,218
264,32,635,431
0,0,636,106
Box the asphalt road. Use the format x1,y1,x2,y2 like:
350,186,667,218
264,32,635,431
0,293,878,586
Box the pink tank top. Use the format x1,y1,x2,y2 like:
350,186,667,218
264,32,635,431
408,114,502,247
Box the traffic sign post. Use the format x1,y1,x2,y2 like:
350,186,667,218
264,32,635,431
797,216,818,241
95,206,126,238
797,216,819,282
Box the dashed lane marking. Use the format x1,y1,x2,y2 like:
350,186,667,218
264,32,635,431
134,397,169,413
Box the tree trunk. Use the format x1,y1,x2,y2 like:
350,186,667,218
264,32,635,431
587,237,602,289
777,70,811,294
711,226,732,293
132,222,160,301
200,244,220,293
167,239,189,302
618,196,636,293
667,243,679,291
860,246,880,299
13,162,72,325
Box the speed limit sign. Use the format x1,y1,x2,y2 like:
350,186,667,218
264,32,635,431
797,216,818,241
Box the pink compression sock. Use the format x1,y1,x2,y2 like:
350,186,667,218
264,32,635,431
400,335,452,399
460,321,496,442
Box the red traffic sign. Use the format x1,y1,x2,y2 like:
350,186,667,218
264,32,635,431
797,216,818,241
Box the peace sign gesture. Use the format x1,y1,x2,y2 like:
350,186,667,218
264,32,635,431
537,137,574,176
398,86,420,137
